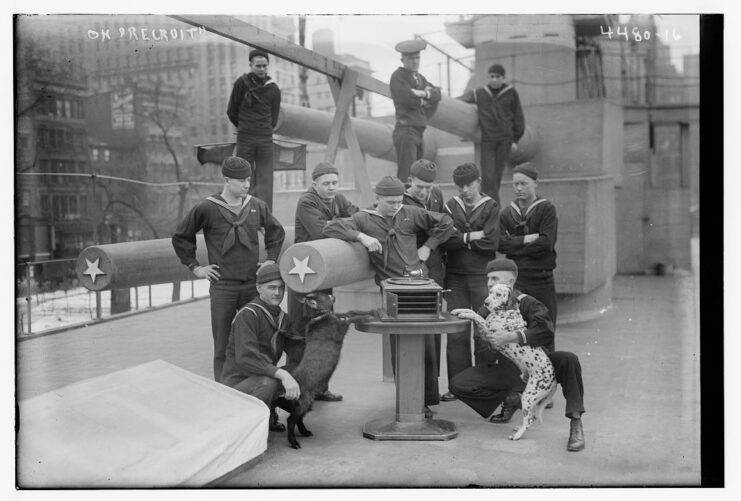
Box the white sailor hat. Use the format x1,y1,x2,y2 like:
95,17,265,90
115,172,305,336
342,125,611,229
394,39,428,55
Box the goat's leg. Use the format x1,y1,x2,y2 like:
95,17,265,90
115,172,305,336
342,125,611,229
296,414,313,437
287,414,301,449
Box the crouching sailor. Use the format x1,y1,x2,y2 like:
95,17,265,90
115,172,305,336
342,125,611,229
221,263,302,432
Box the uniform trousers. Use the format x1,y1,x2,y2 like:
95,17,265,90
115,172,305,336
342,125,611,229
392,125,425,181
444,273,489,383
236,136,275,209
449,350,585,419
226,353,300,408
480,139,513,203
515,270,558,329
210,280,257,382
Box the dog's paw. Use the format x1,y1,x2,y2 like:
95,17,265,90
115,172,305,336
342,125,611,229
451,308,476,319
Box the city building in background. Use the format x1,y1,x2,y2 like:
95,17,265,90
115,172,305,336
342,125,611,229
16,47,91,262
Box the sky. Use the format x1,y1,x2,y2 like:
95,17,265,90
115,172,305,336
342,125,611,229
301,13,700,115
305,13,699,72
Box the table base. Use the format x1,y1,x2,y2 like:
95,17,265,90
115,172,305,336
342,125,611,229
362,418,458,441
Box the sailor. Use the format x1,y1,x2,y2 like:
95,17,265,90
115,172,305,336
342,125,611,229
390,39,442,181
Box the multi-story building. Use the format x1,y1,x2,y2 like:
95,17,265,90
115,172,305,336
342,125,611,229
86,79,218,241
15,14,307,260
15,34,93,262
683,53,700,104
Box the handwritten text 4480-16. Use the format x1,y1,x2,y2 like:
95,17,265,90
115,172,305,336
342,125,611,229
600,25,681,42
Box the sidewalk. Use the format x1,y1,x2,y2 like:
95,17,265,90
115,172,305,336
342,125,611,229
16,272,700,487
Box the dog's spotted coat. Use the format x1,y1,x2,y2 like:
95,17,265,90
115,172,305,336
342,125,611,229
452,283,557,441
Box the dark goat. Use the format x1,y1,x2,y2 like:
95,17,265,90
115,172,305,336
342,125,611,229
276,291,376,449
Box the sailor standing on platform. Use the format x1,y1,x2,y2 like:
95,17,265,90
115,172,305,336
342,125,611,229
227,49,281,209
458,63,525,203
172,156,286,383
323,176,454,416
390,39,442,182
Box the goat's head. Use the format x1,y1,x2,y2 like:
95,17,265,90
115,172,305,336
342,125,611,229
301,291,336,317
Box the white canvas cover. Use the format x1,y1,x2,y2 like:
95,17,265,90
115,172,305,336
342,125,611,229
17,360,269,487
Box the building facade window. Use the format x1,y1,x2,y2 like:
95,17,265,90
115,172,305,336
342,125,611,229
41,195,50,215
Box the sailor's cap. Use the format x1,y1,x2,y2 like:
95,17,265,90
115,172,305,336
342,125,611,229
394,39,428,55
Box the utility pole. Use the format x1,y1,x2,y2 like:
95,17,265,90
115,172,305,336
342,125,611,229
298,15,310,108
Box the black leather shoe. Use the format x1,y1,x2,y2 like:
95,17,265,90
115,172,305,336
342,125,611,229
440,391,457,402
269,412,286,432
315,390,343,402
489,392,522,423
424,406,434,419
567,418,585,451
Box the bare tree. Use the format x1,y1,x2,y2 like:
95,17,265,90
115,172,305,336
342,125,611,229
137,79,192,301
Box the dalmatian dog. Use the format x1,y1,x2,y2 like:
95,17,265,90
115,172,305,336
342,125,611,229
451,283,557,441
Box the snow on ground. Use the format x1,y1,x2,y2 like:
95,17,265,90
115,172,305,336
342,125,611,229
16,280,211,335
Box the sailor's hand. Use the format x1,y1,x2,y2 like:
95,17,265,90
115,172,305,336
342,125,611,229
468,231,485,242
411,89,427,98
511,143,519,153
486,329,518,347
193,264,220,282
417,245,431,262
523,233,538,244
357,233,382,253
276,369,301,400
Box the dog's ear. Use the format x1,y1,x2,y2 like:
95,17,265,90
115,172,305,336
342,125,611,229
305,298,318,309
329,294,336,304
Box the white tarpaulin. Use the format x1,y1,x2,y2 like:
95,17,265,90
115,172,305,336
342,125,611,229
17,360,269,487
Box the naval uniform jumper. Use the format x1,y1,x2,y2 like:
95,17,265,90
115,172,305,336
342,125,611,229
322,205,454,282
294,187,359,244
498,197,558,327
221,297,296,406
323,205,454,407
172,194,285,382
441,195,500,379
